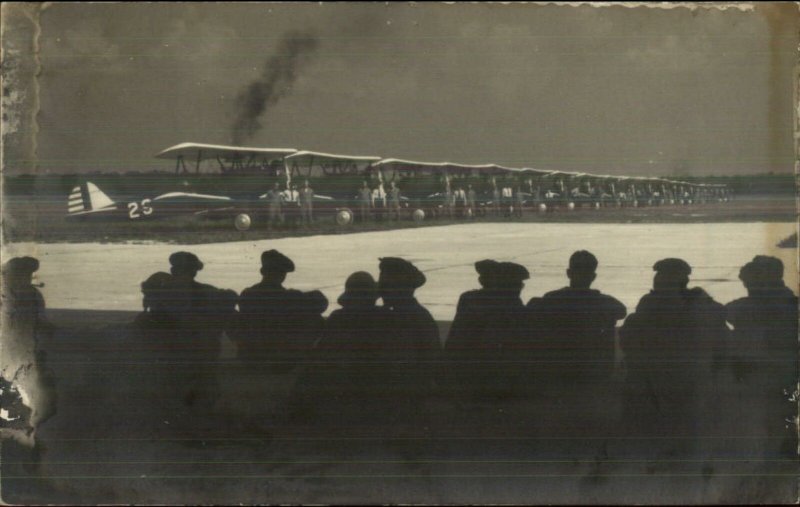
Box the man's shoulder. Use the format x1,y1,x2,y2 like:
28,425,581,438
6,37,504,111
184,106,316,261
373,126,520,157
541,287,573,299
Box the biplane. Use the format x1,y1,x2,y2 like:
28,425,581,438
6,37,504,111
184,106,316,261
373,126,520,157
66,141,731,229
66,143,298,228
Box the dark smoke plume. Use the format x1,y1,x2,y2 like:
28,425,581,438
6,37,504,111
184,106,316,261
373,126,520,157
230,31,319,145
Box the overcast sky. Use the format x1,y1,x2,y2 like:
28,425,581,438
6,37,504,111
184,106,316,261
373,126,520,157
3,3,798,176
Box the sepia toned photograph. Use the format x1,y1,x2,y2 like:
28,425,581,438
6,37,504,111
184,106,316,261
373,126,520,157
1,2,798,504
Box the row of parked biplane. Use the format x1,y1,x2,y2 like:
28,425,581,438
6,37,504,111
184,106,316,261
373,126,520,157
67,143,732,229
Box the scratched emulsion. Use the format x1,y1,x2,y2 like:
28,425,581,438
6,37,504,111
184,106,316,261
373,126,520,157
1,2,799,505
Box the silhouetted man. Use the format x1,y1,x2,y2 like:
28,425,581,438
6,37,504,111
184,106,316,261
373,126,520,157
377,257,440,409
619,258,728,458
446,260,530,398
152,252,232,424
236,250,328,371
529,250,626,382
295,271,395,423
726,256,798,457
1,257,57,436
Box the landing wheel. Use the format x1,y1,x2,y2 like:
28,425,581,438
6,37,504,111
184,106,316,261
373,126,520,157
336,208,353,226
412,209,425,223
234,213,252,231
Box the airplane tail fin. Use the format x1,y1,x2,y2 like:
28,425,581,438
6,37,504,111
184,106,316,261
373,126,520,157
68,182,116,216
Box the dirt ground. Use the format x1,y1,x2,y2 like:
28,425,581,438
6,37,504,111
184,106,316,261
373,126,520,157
1,309,797,504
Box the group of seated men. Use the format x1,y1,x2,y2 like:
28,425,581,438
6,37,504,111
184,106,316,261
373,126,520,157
133,249,797,437
3,248,795,457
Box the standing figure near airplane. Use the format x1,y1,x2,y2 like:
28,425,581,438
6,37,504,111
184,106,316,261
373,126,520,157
619,258,729,460
454,186,466,218
358,181,373,223
492,182,501,216
514,185,524,218
372,183,387,221
466,184,477,218
443,181,454,219
299,180,314,225
501,185,513,218
284,184,301,228
388,181,402,221
266,183,284,230
725,256,799,459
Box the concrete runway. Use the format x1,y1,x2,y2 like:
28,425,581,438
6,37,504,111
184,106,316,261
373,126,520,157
3,222,797,320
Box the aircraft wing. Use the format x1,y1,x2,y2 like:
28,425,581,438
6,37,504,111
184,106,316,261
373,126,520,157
156,142,297,161
285,151,382,165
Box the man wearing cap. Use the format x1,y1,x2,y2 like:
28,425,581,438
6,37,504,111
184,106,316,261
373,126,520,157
445,259,530,399
725,256,798,459
530,251,626,383
1,256,57,435
376,257,441,410
155,252,233,428
236,250,328,371
619,257,728,459
295,271,394,423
